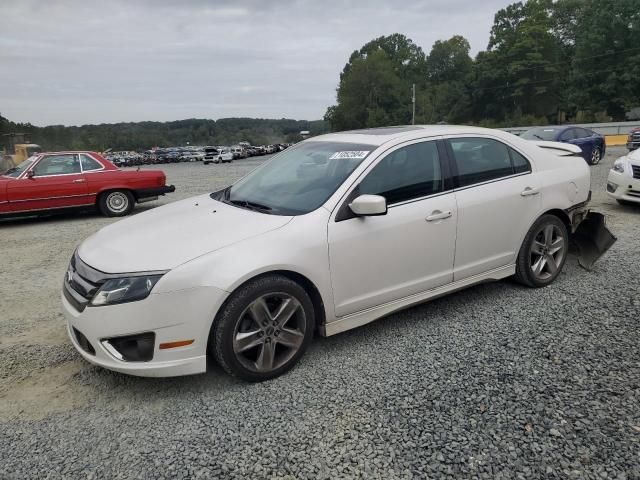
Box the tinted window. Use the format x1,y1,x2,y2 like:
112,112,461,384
521,127,559,141
510,148,531,174
576,128,592,138
449,138,514,187
81,154,102,171
559,129,576,141
33,155,80,176
358,141,442,204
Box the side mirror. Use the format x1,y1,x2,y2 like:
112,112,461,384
27,170,35,179
349,194,387,216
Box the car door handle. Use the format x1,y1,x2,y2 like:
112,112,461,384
426,210,452,222
521,187,539,196
72,178,86,183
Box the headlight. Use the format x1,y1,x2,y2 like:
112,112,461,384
612,159,626,173
90,275,163,306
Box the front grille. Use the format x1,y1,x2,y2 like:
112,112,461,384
63,253,106,312
632,165,640,179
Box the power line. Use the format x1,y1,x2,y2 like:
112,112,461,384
471,62,638,95
482,45,640,75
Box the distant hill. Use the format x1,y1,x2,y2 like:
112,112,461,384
0,115,328,151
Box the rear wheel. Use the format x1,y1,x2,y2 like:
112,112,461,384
514,214,568,288
589,146,602,165
98,190,134,217
210,275,314,381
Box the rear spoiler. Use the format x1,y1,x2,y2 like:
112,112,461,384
533,141,582,156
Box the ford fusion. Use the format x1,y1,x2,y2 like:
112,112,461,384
62,126,612,381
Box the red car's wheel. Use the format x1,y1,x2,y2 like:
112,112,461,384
98,190,134,217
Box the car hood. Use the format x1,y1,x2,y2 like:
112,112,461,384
628,149,640,163
78,194,293,273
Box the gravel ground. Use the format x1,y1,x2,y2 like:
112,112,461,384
1,148,639,479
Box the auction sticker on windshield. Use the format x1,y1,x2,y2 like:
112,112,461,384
329,151,370,160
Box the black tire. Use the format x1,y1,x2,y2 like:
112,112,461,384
204,161,211,165
210,275,315,382
514,214,568,288
588,146,602,165
98,190,135,217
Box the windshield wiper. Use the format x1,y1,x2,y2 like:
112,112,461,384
229,199,273,212
532,134,544,140
3,167,17,175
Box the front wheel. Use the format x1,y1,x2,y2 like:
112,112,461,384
210,275,314,382
514,214,568,288
98,190,134,217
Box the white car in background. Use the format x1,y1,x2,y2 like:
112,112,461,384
62,126,614,381
607,148,640,205
203,147,233,164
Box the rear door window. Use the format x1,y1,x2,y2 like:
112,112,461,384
81,154,103,171
448,138,518,188
559,129,577,141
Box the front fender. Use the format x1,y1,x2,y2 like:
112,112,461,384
155,209,337,321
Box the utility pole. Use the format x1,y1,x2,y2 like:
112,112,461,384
412,83,416,125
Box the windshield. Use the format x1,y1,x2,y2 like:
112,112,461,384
521,127,559,141
221,141,375,215
2,156,37,178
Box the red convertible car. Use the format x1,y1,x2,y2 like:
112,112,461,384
0,151,175,217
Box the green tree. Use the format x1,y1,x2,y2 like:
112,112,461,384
326,34,425,131
570,0,640,120
422,36,474,123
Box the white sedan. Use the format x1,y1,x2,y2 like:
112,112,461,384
62,126,613,381
607,148,640,205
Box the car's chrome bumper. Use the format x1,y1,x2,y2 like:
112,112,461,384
62,285,228,377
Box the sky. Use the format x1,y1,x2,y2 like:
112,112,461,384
0,0,513,126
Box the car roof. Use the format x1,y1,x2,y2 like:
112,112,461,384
311,125,518,146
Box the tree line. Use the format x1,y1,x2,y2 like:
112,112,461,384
325,0,640,131
0,115,327,152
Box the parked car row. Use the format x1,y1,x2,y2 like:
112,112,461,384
103,143,292,167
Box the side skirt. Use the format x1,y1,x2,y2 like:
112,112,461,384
321,264,515,337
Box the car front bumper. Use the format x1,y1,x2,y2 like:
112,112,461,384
62,284,229,377
607,170,640,203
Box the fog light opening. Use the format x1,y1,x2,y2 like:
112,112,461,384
102,332,155,362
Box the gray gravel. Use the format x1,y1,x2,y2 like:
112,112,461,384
1,149,639,479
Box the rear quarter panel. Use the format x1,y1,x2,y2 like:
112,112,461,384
85,170,166,199
531,149,591,211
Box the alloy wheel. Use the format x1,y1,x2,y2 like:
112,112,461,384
232,293,306,373
591,147,601,165
529,224,565,281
